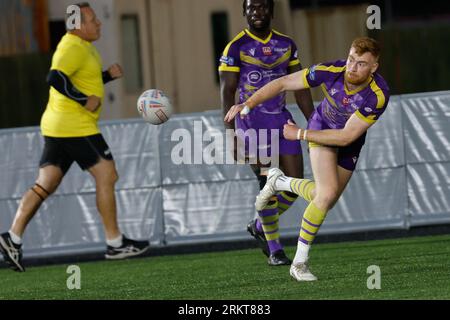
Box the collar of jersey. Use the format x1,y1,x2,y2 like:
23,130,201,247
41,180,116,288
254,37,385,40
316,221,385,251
245,29,273,44
65,33,92,47
344,74,374,95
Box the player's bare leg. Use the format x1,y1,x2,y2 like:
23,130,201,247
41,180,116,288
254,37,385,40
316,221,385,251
88,159,121,240
257,150,353,209
290,146,353,281
88,159,149,259
308,147,340,211
11,166,64,237
336,165,353,199
0,165,63,272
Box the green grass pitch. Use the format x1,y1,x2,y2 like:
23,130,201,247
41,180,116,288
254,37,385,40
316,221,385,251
1,234,450,300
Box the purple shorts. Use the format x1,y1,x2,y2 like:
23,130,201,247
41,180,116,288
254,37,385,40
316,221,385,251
235,109,302,159
307,109,366,171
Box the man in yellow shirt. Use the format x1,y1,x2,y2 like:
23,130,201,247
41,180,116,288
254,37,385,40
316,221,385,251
0,3,149,272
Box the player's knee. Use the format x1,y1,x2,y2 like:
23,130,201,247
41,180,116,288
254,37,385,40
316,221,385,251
36,175,62,194
112,171,119,184
93,165,119,185
103,169,119,185
314,189,339,210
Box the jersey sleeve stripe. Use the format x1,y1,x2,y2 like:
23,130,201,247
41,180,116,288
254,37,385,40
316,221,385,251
218,65,240,72
315,64,346,73
288,59,300,67
302,69,311,88
222,31,246,56
219,31,245,73
355,110,377,124
321,84,338,108
369,80,386,109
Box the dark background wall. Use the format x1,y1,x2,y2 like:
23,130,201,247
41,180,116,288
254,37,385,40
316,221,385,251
0,53,51,129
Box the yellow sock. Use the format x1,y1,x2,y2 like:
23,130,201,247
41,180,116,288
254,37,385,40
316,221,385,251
290,178,315,202
298,201,327,245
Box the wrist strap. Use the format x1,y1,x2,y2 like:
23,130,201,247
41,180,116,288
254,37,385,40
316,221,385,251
297,129,302,141
241,104,251,116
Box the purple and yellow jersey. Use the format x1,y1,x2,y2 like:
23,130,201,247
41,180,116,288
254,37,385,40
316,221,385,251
302,60,390,129
219,29,300,114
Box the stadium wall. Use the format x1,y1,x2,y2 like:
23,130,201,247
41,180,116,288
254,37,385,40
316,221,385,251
0,91,449,260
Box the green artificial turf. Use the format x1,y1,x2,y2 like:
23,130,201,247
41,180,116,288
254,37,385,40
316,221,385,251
1,234,449,300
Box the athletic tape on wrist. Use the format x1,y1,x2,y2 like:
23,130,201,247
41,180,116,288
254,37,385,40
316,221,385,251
241,105,251,116
297,129,302,140
303,129,308,141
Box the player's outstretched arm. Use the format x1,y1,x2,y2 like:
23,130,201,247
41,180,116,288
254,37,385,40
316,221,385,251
283,114,373,147
224,69,308,122
290,64,314,121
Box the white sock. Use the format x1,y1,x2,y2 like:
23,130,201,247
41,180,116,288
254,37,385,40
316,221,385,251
106,234,123,248
275,175,293,192
293,242,310,265
9,230,22,245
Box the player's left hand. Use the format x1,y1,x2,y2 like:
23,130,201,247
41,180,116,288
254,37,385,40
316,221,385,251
107,63,124,79
283,119,301,141
224,104,245,122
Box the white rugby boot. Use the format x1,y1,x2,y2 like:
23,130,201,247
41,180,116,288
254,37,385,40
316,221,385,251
290,262,318,282
255,168,285,211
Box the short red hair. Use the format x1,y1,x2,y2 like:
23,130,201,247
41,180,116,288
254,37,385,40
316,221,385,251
351,37,381,60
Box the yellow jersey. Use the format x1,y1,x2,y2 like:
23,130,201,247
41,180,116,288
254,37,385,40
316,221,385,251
41,33,104,137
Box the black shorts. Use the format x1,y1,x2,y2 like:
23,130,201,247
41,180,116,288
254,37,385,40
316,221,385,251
39,134,114,174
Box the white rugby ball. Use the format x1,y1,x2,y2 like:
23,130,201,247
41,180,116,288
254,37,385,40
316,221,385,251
137,89,173,125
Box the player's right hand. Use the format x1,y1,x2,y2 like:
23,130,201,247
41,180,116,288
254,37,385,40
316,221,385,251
85,95,101,112
224,104,245,122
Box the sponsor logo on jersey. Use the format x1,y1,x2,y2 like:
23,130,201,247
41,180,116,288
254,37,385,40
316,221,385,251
308,65,317,81
262,47,272,56
342,97,351,106
330,88,338,96
248,71,263,84
220,56,234,66
364,107,373,113
274,47,288,53
249,48,256,56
